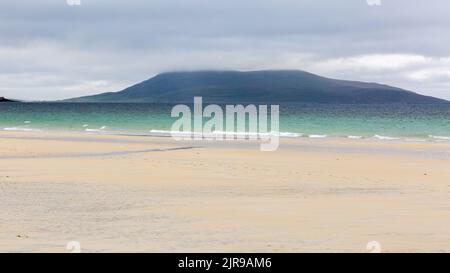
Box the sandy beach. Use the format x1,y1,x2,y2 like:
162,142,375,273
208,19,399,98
0,130,449,253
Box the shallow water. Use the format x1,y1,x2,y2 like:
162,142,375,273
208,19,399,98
1,102,449,140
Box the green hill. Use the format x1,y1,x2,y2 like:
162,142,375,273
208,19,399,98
66,70,448,104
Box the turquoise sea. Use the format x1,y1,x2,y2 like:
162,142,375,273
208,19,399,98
1,103,450,141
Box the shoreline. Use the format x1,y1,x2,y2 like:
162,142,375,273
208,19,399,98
1,130,450,161
2,126,450,144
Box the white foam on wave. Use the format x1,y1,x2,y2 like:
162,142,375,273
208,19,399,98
308,134,328,138
149,129,170,134
347,135,363,139
429,135,450,140
373,135,400,140
85,126,107,132
280,132,302,138
3,127,37,132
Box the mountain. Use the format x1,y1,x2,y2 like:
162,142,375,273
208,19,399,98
0,97,18,103
66,70,448,104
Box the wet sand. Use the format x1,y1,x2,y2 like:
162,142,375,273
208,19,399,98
0,131,449,252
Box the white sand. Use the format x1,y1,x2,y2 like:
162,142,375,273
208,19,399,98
0,131,449,252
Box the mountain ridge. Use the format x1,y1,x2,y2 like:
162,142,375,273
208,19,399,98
65,70,449,104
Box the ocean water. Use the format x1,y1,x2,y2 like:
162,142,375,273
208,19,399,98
1,103,450,141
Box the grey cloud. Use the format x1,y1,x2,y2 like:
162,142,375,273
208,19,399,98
0,0,450,100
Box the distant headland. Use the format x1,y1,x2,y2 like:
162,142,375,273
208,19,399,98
0,97,18,103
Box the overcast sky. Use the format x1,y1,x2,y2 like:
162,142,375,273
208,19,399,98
1,0,450,100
